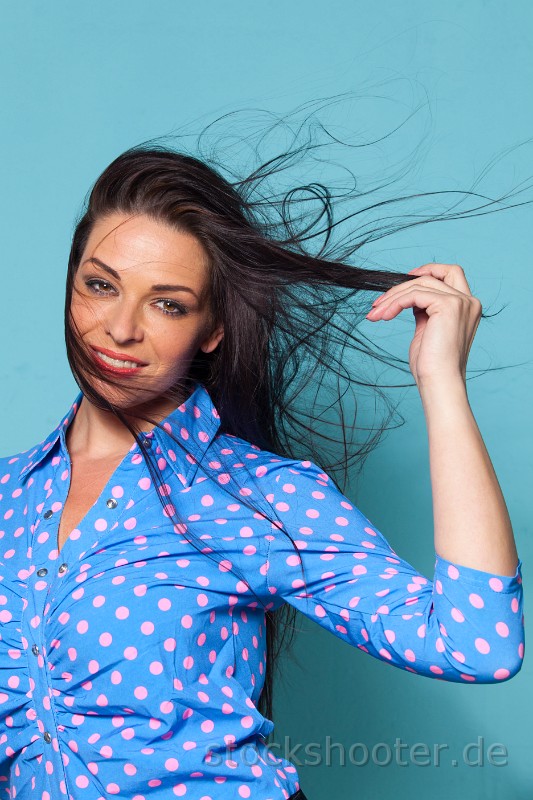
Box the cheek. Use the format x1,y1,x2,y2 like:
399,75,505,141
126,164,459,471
70,295,101,334
152,323,205,365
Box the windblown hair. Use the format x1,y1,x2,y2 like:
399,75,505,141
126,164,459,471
64,100,530,723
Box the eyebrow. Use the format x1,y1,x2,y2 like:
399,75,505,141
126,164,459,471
82,257,199,298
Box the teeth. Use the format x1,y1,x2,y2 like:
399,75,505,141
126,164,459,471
97,352,142,369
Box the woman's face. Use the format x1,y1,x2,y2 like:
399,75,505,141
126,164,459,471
70,211,223,415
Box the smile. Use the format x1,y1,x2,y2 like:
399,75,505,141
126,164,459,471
97,352,142,369
90,346,148,375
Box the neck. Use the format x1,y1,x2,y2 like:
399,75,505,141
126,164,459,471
66,389,192,460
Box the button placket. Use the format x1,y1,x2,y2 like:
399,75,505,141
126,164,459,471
25,461,70,764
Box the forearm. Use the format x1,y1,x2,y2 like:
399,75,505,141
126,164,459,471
419,375,519,577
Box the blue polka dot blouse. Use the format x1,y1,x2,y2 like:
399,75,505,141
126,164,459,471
0,382,524,799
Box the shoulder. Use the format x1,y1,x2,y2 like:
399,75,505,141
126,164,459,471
208,431,335,495
0,420,64,485
0,437,53,484
0,393,80,485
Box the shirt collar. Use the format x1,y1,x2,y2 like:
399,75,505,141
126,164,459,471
18,382,222,486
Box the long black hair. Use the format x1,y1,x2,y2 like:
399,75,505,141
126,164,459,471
64,98,532,723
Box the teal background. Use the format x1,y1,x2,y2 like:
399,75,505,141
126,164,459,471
0,2,531,798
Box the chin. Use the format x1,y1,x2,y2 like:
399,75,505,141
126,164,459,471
84,374,187,417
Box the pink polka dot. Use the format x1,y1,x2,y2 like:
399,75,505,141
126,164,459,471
469,593,484,608
494,668,510,680
452,650,466,663
141,621,154,635
181,615,193,629
94,518,107,532
489,577,504,592
475,637,490,654
158,598,171,611
124,647,138,660
165,758,179,771
75,776,89,788
496,622,509,637
447,565,459,580
99,632,112,647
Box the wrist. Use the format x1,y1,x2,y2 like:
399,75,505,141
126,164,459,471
417,374,470,416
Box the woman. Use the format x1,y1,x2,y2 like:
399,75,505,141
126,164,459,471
0,144,523,800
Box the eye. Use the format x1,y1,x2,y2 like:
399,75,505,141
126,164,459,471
154,299,189,317
85,278,116,295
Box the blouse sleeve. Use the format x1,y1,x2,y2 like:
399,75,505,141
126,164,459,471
262,459,525,683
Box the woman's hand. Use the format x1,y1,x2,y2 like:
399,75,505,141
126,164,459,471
365,263,482,389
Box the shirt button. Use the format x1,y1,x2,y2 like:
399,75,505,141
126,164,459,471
143,438,152,448
43,510,53,519
43,732,52,744
31,644,40,656
37,568,48,577
58,563,68,574
106,498,118,509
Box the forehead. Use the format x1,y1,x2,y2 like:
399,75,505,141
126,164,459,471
82,212,210,286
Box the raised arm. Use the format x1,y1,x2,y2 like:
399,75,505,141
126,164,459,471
261,262,524,682
366,262,519,577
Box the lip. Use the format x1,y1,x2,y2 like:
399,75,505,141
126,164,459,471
90,346,148,375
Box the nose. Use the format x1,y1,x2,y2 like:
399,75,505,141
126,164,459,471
104,299,144,345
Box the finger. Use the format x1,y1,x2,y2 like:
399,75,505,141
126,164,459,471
367,286,467,319
372,276,466,308
407,263,472,295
